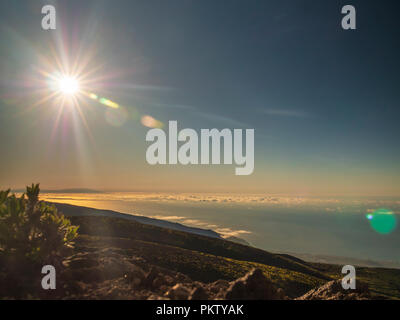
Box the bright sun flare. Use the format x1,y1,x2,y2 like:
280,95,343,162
57,76,79,95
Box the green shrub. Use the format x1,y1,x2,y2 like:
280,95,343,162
0,184,78,297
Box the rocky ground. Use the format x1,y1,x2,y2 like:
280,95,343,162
296,279,372,300
55,248,373,300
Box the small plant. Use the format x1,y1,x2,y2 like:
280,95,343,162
0,184,78,297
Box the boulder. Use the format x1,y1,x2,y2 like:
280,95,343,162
123,265,146,287
224,268,284,300
189,286,209,300
209,279,230,294
143,267,160,287
165,284,191,300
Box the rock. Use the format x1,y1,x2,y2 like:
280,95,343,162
189,286,209,300
297,279,371,300
105,286,124,299
224,268,284,300
159,285,169,293
102,257,134,279
277,288,287,299
123,265,146,287
209,279,231,299
165,284,191,300
153,276,166,288
209,279,230,293
164,275,174,286
144,267,160,287
57,249,296,301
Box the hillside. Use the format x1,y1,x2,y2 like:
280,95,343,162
56,207,400,300
2,200,399,300
54,203,222,240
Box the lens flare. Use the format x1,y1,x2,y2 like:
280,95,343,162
141,115,163,128
366,209,397,234
88,93,98,100
99,97,119,109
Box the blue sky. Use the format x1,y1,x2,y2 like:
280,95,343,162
0,0,399,194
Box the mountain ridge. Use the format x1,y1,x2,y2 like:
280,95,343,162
52,202,223,240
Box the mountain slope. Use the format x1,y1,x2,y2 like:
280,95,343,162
54,203,222,239
68,214,329,281
50,203,400,300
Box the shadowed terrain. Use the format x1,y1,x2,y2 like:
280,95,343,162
52,204,400,300
1,199,399,300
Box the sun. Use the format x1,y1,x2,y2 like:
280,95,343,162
57,76,80,95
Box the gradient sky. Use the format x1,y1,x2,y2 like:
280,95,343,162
0,0,399,195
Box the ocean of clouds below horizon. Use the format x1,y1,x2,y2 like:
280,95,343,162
40,192,400,214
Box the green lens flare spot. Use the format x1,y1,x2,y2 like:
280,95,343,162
367,209,397,234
